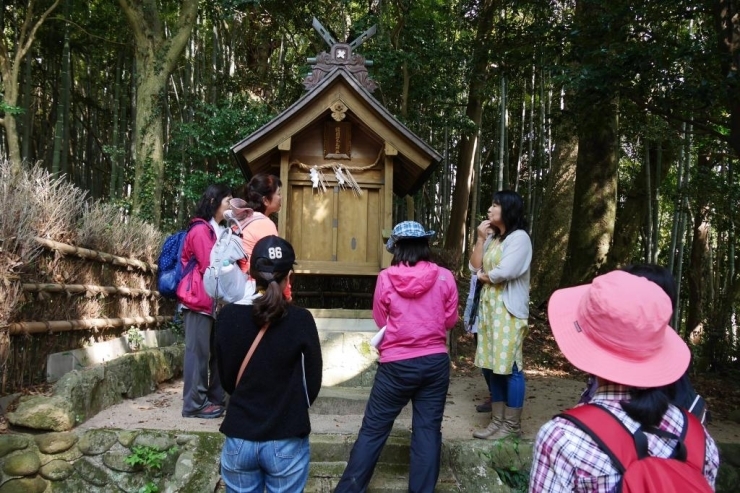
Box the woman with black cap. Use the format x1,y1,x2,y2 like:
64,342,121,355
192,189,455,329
215,235,322,493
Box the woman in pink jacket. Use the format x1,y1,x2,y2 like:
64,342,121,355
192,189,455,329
177,183,232,419
335,221,459,493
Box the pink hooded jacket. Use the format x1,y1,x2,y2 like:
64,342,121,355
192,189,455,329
176,218,216,315
373,261,458,363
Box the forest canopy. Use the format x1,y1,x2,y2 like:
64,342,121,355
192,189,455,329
0,0,739,371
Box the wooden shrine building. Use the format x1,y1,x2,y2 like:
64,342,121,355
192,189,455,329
231,21,442,277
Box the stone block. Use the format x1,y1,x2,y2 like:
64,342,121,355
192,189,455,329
46,329,178,383
0,476,47,493
39,459,74,481
0,436,29,459
7,345,184,431
2,451,41,476
78,430,118,455
35,432,77,454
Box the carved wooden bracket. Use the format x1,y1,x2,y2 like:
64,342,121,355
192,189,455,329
303,42,378,93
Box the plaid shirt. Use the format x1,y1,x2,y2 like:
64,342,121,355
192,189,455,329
528,385,719,492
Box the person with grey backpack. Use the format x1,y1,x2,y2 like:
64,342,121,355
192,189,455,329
178,184,231,420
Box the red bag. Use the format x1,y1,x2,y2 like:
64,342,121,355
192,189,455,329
559,404,712,493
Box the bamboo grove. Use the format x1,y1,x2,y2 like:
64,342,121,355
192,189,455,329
1,0,739,372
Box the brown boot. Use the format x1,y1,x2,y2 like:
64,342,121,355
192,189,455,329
473,401,505,439
487,406,522,440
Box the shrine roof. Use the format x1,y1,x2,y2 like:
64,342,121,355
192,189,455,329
230,66,442,196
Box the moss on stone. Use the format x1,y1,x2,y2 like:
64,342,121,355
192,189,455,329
2,451,41,476
34,431,77,454
73,457,110,486
117,430,139,448
78,430,118,455
39,459,74,481
0,435,29,459
0,476,48,493
132,432,177,452
173,432,223,493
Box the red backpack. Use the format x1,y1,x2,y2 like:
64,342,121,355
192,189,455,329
559,404,712,493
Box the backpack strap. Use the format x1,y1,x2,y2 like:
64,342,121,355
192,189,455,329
559,405,707,475
676,407,707,472
182,220,212,277
558,404,636,474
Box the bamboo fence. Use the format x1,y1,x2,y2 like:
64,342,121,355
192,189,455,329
1,238,175,394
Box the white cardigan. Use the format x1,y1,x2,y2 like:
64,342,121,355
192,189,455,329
469,229,532,319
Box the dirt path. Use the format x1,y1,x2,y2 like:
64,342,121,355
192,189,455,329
76,372,740,444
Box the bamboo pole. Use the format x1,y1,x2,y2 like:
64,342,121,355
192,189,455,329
6,316,174,335
34,237,158,273
22,283,160,297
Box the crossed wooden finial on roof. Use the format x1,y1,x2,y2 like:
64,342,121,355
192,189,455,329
304,18,378,92
312,17,377,51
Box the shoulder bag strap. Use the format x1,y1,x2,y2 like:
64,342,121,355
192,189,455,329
235,324,268,386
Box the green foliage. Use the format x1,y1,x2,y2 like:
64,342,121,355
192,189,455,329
139,482,159,493
0,99,24,115
125,327,145,351
493,465,529,492
125,445,173,471
162,96,274,228
483,438,530,492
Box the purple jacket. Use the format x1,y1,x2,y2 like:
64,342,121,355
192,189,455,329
176,218,216,315
373,261,458,363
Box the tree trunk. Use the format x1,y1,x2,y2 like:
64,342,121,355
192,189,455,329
443,0,496,266
687,153,712,347
0,0,61,176
118,0,199,227
560,96,619,286
530,109,578,305
712,0,740,158
52,30,70,175
606,140,675,268
559,0,620,286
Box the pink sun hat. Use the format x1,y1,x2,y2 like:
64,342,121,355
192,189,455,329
547,270,690,388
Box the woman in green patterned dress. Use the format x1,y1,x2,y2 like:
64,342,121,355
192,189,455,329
469,190,532,440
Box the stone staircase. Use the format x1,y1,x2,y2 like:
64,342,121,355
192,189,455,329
306,434,460,492
304,386,461,492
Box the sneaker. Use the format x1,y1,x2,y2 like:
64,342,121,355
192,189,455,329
475,401,492,413
182,404,224,419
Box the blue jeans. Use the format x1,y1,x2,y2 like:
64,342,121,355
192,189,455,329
488,363,525,408
220,436,310,493
334,353,450,493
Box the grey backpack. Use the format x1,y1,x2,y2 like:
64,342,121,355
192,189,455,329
203,214,263,304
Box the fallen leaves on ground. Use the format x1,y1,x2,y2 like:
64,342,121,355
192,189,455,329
452,315,740,423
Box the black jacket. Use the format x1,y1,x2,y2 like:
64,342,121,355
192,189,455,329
215,304,323,441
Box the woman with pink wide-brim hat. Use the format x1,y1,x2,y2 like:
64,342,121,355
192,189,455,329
529,270,719,492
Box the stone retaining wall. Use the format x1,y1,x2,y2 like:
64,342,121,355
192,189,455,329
1,430,738,492
0,429,222,493
7,345,184,431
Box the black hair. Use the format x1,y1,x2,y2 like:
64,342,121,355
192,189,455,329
491,190,528,240
193,184,232,221
390,238,431,267
249,264,291,327
618,263,682,427
237,174,282,214
621,384,676,428
621,263,677,311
